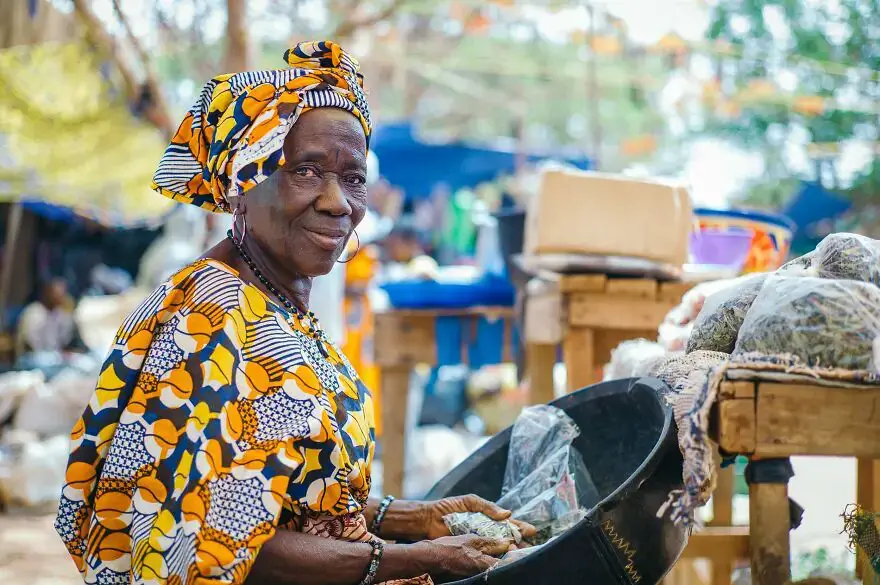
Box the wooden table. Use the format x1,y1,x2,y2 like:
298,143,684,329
714,375,880,585
525,274,693,401
373,307,517,498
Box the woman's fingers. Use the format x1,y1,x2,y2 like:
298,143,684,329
509,519,537,539
471,536,513,557
464,494,511,521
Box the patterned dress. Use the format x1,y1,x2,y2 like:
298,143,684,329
55,259,431,585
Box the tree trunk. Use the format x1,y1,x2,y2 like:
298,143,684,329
225,0,250,72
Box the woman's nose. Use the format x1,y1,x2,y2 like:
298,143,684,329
316,176,352,216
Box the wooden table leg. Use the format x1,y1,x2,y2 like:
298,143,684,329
856,458,879,585
710,457,736,585
563,326,596,392
526,342,556,405
748,460,792,585
380,365,411,498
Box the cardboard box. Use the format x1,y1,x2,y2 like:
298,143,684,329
524,170,693,267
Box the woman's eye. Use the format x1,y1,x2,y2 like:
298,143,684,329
294,167,318,177
345,175,367,186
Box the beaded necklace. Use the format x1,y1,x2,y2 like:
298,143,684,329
227,230,329,357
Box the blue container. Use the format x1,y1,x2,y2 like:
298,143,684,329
381,275,516,310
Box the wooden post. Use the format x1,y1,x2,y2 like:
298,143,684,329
710,456,736,585
526,343,556,405
856,458,880,585
380,365,410,498
0,202,24,332
563,327,596,392
747,459,792,585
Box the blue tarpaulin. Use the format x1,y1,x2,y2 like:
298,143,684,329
782,181,852,252
371,123,591,201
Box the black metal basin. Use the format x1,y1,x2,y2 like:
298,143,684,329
424,377,689,585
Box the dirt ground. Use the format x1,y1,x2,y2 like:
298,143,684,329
0,512,81,585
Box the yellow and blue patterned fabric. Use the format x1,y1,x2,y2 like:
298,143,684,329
151,40,372,213
55,259,377,584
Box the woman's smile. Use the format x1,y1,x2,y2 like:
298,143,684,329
303,225,348,251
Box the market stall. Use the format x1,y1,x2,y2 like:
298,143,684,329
648,232,880,585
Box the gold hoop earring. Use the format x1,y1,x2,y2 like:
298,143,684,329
336,230,361,264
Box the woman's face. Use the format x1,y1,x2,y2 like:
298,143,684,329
244,108,368,277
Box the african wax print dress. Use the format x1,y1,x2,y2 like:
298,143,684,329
55,259,431,585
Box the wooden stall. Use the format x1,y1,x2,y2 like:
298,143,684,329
714,373,880,585
374,307,517,498
525,273,693,402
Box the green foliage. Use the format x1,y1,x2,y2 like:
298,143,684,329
702,0,880,208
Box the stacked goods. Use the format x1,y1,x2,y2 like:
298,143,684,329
734,276,880,371
684,233,880,372
686,274,769,354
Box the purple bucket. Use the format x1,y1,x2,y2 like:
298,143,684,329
689,229,754,271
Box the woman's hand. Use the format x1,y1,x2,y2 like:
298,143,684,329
414,534,512,580
421,494,537,542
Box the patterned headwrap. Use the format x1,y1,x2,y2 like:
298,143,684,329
151,40,372,213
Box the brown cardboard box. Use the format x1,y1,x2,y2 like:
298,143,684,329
524,169,693,267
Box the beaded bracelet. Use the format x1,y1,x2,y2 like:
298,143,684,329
358,537,385,585
370,495,395,536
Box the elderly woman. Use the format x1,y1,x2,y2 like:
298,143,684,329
55,41,533,585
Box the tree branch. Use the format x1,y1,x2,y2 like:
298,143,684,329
331,0,409,40
110,0,174,138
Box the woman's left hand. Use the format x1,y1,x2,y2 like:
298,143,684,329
421,494,537,542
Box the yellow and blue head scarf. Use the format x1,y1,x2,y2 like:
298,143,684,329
152,41,372,213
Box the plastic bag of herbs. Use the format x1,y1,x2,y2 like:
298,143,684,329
443,406,601,550
733,275,880,371
686,274,770,354
779,233,880,285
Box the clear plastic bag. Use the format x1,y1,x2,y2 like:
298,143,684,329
604,339,669,380
779,233,880,284
686,274,769,354
443,405,599,551
734,275,880,371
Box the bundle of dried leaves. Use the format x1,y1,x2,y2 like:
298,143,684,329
686,274,769,354
734,276,880,371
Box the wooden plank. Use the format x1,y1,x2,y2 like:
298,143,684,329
681,526,750,559
379,366,410,497
564,326,596,392
754,383,880,458
606,278,658,299
659,281,694,303
856,458,880,585
373,313,436,367
718,399,757,454
526,343,557,405
568,294,672,330
559,274,607,293
749,482,791,585
719,380,756,399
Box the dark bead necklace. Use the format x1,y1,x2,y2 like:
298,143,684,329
227,230,329,357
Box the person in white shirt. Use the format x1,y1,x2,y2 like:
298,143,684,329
16,278,84,356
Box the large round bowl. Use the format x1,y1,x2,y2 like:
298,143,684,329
694,207,796,273
424,377,689,585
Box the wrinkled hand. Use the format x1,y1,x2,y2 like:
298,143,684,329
421,494,537,542
418,534,512,579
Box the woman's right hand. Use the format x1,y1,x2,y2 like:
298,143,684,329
416,534,513,579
